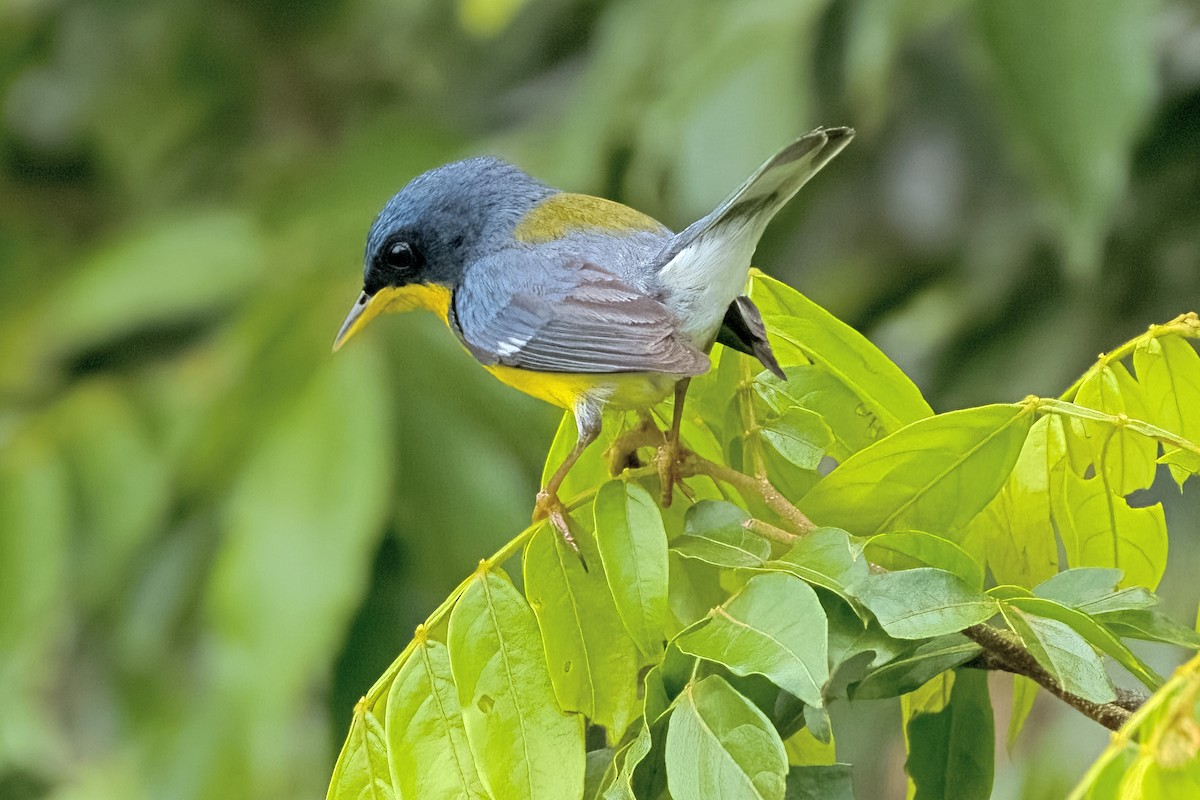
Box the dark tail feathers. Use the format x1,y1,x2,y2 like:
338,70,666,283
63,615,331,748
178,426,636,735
715,295,785,380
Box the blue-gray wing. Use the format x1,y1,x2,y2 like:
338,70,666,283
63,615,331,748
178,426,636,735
453,254,709,376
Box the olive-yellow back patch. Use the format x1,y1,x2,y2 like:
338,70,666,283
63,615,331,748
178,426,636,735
513,193,664,244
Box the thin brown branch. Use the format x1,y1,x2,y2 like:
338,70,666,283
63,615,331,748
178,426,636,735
961,623,1143,731
680,451,817,534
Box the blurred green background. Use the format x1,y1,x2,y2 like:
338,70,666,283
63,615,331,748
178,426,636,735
3,0,1199,798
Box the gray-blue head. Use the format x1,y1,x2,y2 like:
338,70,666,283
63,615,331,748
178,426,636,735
333,156,552,350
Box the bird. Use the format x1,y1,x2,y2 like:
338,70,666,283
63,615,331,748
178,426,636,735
333,126,854,551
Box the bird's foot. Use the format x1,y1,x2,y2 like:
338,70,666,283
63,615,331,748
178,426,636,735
604,415,665,476
655,439,695,508
533,489,588,569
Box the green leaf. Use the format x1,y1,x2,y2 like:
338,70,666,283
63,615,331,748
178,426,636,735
1033,568,1124,607
765,527,870,611
905,669,994,800
523,523,641,736
327,708,396,800
1134,330,1200,486
385,639,486,799
1055,468,1167,589
1005,596,1162,689
1007,675,1038,751
1096,608,1200,650
784,764,854,799
448,569,585,800
856,568,998,639
962,415,1060,587
976,0,1156,277
1000,605,1116,704
802,404,1033,536
749,272,933,432
824,595,908,688
758,406,833,471
851,636,981,700
594,480,670,658
665,674,788,800
863,531,984,590
675,573,829,707
673,500,769,568
1075,364,1157,495
755,365,883,460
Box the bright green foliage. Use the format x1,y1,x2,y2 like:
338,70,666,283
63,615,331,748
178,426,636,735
448,569,586,800
802,404,1033,535
675,573,828,707
594,480,671,658
385,640,486,799
328,279,1200,799
665,675,789,800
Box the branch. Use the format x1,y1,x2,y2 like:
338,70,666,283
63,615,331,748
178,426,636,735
961,623,1143,731
680,451,817,535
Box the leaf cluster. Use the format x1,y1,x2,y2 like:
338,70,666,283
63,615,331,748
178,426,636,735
329,275,1200,799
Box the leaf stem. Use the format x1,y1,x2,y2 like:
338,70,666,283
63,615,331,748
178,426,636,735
680,451,816,534
1059,312,1200,401
1032,396,1200,458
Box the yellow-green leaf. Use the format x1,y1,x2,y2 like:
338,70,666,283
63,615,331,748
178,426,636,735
802,405,1033,536
1075,364,1157,495
385,639,486,799
448,569,585,800
594,480,670,658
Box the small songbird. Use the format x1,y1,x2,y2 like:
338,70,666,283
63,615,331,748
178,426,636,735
334,126,853,546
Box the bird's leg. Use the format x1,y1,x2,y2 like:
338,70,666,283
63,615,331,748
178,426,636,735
604,412,664,476
657,378,695,507
534,401,601,561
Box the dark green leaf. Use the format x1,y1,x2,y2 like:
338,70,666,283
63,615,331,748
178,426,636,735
1033,568,1124,607
1000,605,1116,704
675,573,828,707
765,527,870,611
802,405,1033,536
594,480,670,658
666,674,788,800
385,640,486,799
851,636,981,700
864,531,984,590
905,669,994,800
673,500,769,568
784,764,854,800
1005,596,1161,689
856,568,998,639
1096,608,1200,650
448,569,585,800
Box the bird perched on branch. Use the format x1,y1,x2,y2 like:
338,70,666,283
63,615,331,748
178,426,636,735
334,126,853,551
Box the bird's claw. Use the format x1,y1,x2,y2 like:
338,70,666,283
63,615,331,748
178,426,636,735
655,439,694,508
533,489,588,570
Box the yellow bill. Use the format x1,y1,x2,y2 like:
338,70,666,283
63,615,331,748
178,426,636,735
332,283,452,352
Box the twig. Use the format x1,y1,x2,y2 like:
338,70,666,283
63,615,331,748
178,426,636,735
679,451,817,534
961,623,1141,731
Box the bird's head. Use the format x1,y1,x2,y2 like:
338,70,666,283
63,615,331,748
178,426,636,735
333,156,551,351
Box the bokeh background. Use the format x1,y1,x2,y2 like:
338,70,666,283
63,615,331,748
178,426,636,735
3,1,1199,798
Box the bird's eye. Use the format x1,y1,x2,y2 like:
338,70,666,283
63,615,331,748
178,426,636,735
384,241,415,270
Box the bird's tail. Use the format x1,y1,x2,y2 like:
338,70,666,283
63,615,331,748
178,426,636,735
657,126,854,342
690,126,853,249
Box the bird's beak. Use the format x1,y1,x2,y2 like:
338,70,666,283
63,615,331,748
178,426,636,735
332,291,381,352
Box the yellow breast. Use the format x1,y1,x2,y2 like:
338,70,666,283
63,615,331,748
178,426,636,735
484,365,677,410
